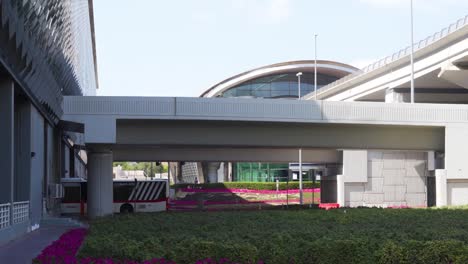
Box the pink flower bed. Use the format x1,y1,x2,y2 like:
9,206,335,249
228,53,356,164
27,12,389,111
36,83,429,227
34,228,87,264
180,188,320,194
33,228,261,264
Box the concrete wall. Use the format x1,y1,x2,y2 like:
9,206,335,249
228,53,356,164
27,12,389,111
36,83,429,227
445,124,468,179
448,180,468,206
345,151,429,207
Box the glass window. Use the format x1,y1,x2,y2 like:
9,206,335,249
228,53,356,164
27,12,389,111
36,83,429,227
113,182,136,201
252,90,270,98
271,81,290,97
223,72,340,99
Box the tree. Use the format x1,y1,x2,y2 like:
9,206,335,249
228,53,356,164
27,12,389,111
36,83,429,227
113,162,168,179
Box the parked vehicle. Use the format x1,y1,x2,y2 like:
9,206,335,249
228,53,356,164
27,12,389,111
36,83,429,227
61,178,168,214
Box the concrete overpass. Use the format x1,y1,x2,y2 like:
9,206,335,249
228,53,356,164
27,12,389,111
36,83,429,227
304,15,468,103
63,96,468,217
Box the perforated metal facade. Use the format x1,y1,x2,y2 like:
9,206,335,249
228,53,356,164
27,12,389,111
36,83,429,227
0,0,97,121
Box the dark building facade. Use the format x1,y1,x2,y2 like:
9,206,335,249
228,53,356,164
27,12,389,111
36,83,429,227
0,0,97,244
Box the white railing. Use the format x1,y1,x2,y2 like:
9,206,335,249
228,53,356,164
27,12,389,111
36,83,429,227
315,14,468,97
0,203,10,230
64,96,468,125
12,201,29,224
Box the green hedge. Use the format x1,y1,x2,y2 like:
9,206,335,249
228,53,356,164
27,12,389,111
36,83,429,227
80,236,468,263
79,209,468,263
171,181,320,191
377,240,468,264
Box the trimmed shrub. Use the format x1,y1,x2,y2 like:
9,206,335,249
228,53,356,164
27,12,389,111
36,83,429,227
170,239,259,264
377,240,468,264
78,209,468,263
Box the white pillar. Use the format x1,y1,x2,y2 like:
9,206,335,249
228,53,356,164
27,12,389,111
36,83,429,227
385,89,410,103
87,150,113,218
207,162,220,183
337,174,345,207
435,169,447,207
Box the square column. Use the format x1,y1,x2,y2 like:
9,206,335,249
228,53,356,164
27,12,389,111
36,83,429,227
207,162,221,183
435,169,447,207
87,150,113,218
336,174,345,207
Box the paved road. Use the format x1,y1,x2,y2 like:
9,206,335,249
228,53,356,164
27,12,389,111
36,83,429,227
0,226,70,264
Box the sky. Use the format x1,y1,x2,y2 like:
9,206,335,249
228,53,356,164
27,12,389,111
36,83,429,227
93,0,468,97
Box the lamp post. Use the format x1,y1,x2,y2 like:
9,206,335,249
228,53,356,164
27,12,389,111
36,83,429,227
299,148,303,205
410,0,415,103
314,34,318,100
296,72,303,205
296,72,302,100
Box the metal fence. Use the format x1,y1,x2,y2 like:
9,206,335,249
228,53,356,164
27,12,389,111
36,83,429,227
12,201,29,224
0,203,10,229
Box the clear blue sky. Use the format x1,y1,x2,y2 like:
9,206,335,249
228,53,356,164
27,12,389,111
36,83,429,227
93,0,468,97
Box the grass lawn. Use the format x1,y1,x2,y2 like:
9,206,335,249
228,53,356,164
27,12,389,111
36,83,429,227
79,208,468,263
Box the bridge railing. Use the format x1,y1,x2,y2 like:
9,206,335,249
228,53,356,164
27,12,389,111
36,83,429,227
310,14,468,98
64,96,468,125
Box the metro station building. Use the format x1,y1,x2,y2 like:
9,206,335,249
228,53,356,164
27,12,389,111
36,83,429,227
1,0,468,245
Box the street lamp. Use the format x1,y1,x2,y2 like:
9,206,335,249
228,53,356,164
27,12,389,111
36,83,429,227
410,0,415,103
299,148,303,205
296,72,303,100
296,72,303,204
314,34,318,100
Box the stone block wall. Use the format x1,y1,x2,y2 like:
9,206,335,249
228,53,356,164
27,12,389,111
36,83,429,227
345,151,429,207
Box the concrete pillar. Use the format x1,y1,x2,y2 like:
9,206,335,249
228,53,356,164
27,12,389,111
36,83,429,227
385,89,409,103
435,169,447,207
196,162,205,184
207,162,221,183
87,150,113,218
0,80,14,209
337,174,345,207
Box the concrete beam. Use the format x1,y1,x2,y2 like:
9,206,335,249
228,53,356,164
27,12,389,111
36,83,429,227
438,61,468,88
112,147,341,163
116,120,444,151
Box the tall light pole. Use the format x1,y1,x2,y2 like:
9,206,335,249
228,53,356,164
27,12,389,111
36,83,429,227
314,34,318,100
299,148,303,205
410,0,415,103
296,72,302,100
296,72,303,205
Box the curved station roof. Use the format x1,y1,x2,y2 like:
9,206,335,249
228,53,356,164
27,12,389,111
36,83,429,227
201,60,358,99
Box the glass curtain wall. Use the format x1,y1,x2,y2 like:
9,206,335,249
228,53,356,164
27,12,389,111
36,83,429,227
221,72,338,98
234,163,290,182
234,162,317,182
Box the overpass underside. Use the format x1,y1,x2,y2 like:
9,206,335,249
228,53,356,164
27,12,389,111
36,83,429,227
85,119,446,218
115,119,444,151
62,97,468,217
